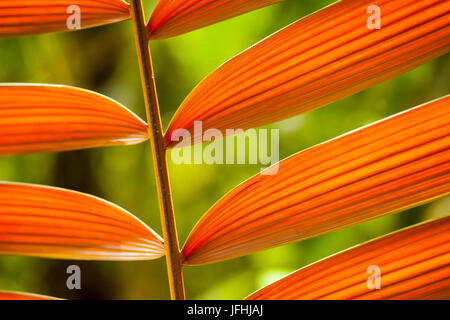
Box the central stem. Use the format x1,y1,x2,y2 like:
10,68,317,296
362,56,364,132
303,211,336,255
129,0,185,300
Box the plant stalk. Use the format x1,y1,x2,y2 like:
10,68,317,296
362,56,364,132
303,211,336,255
129,0,185,300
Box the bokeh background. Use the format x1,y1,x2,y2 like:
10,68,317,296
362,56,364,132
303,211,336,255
0,0,448,299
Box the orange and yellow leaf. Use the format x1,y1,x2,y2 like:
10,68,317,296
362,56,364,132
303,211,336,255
148,0,282,39
0,0,130,37
0,84,148,155
246,216,450,300
182,96,450,265
0,291,60,300
0,182,164,260
166,0,450,146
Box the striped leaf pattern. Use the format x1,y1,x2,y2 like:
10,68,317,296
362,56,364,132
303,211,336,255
0,182,164,260
182,96,450,265
148,0,282,39
247,216,450,300
166,0,450,146
0,84,148,155
0,0,130,37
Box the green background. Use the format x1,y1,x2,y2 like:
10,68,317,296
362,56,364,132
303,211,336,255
0,0,448,299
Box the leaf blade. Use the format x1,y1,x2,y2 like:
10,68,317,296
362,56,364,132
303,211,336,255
0,0,130,37
0,291,60,300
166,0,450,146
182,96,450,265
246,216,450,300
0,182,164,261
148,0,282,39
0,84,148,155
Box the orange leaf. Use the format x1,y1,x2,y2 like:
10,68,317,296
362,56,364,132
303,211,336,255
246,216,450,300
166,0,450,147
182,96,450,265
148,0,282,39
0,84,148,155
0,0,130,37
0,291,60,300
0,182,164,260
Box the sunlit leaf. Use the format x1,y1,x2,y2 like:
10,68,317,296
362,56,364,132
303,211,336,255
0,291,60,300
148,0,282,39
182,96,450,265
246,216,450,300
0,0,130,37
166,0,450,146
0,182,164,260
0,84,148,155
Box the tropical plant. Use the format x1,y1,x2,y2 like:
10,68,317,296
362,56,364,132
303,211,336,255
0,0,448,300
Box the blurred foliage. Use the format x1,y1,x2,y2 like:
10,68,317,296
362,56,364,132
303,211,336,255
0,0,448,299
